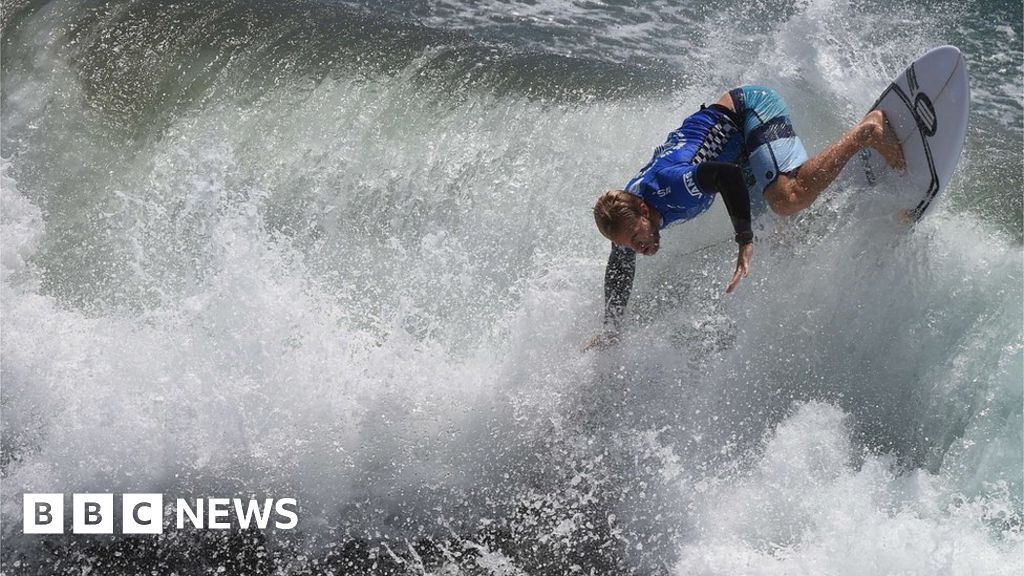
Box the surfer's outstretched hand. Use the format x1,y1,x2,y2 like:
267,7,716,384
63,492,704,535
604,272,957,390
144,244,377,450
583,329,619,352
726,243,753,294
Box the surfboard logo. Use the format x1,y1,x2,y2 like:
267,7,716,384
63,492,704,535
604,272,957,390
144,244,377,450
905,64,938,137
913,93,938,137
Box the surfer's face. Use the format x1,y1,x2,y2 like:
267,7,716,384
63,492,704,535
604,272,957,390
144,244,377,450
612,207,660,256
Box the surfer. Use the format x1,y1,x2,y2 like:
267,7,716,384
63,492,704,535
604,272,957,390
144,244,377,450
590,86,904,346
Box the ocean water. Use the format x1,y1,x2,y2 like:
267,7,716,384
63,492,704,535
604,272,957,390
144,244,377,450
1,0,1021,574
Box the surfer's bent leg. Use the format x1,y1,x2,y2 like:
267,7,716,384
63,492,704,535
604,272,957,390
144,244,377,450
766,111,905,215
730,85,905,217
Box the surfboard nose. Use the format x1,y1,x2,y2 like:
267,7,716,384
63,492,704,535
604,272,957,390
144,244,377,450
868,45,971,220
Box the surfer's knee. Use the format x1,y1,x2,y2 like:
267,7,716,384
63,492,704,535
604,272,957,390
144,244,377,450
764,176,808,216
715,90,736,112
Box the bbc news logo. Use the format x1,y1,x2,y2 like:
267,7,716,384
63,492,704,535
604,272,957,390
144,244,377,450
24,494,298,534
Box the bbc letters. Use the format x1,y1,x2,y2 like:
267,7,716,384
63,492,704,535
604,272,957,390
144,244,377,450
24,494,298,534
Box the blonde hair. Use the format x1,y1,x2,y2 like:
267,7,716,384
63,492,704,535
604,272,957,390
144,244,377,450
593,190,642,239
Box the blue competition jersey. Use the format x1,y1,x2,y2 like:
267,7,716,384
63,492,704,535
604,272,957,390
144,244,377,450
625,105,745,228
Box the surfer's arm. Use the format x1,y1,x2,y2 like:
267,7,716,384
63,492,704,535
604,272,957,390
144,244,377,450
604,243,636,329
695,161,753,245
695,161,754,293
583,243,635,351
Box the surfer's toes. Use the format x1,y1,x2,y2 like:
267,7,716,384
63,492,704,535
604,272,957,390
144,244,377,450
864,110,906,171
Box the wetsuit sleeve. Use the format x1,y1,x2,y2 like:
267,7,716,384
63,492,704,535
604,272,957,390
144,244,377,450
696,161,754,245
604,243,636,328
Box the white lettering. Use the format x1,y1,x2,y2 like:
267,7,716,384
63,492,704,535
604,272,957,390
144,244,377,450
683,171,700,196
274,498,298,529
23,494,63,534
207,498,231,529
233,498,274,529
123,494,163,534
73,494,113,534
176,498,204,529
23,494,297,534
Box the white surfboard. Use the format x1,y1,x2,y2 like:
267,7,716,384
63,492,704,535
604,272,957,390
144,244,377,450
860,45,970,221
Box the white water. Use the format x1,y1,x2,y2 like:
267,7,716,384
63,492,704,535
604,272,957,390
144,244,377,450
676,403,1020,575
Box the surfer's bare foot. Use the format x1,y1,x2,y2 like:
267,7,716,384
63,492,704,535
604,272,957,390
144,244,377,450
861,110,906,171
